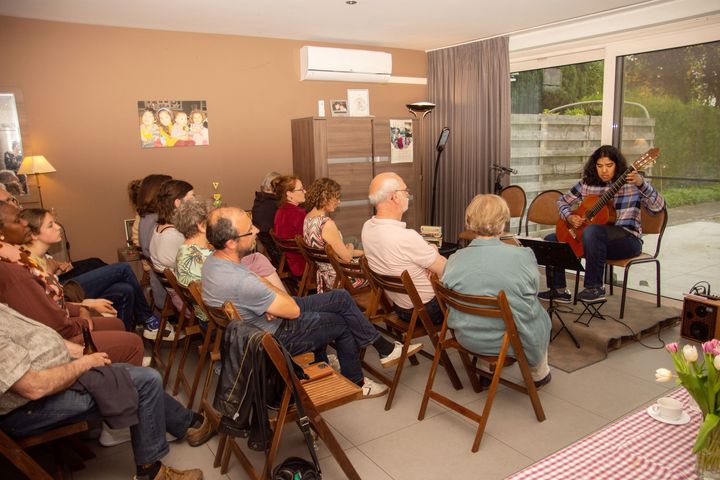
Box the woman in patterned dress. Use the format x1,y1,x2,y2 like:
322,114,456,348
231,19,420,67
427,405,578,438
303,178,365,293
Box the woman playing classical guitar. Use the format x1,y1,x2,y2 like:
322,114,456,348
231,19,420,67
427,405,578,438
539,145,665,304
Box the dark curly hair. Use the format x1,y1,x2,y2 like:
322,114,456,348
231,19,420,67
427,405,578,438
273,175,301,206
305,178,341,210
582,145,628,186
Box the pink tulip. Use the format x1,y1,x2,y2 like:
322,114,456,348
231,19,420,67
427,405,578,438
665,343,678,353
703,339,720,354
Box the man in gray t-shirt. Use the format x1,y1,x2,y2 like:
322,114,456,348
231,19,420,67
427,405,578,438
0,303,207,479
202,207,416,398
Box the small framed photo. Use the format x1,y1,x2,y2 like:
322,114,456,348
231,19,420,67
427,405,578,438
124,219,135,247
330,100,348,117
347,89,370,116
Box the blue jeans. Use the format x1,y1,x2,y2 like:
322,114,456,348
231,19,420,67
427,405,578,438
70,262,154,330
393,297,444,326
275,290,379,385
0,365,194,466
545,225,642,289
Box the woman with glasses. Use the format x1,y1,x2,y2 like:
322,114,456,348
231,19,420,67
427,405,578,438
273,175,306,277
304,178,364,292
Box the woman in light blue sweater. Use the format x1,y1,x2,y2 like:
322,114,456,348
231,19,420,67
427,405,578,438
442,194,551,385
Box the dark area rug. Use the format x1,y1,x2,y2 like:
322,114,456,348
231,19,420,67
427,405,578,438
547,294,680,372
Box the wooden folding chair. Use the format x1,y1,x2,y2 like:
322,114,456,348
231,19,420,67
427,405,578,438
186,281,230,415
150,266,180,373
214,332,361,479
293,235,321,296
419,276,546,452
269,229,301,294
326,244,372,312
0,421,93,480
162,269,205,391
360,256,463,411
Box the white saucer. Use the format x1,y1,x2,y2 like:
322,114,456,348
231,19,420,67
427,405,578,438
646,406,691,425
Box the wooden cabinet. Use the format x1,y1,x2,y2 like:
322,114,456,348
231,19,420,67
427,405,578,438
291,117,423,241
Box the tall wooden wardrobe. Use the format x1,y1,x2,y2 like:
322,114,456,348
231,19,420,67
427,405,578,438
290,116,424,242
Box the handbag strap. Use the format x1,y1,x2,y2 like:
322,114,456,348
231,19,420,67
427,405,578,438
277,339,322,474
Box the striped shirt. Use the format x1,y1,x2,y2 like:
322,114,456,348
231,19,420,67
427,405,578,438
557,180,665,238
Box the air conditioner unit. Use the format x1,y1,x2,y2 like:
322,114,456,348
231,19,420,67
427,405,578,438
300,46,392,83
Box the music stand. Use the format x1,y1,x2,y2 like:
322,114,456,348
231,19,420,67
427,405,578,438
518,238,583,349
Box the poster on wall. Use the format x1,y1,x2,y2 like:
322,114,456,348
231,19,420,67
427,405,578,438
390,119,413,164
138,100,209,149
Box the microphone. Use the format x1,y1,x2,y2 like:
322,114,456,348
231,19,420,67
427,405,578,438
492,164,517,174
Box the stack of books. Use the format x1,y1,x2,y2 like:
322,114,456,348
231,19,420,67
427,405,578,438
420,225,443,248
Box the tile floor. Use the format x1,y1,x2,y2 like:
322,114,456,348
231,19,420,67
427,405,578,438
54,294,687,480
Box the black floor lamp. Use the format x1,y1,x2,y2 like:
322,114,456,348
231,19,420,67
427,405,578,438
430,127,450,226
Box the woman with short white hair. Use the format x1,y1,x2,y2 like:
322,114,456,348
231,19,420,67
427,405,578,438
441,194,552,387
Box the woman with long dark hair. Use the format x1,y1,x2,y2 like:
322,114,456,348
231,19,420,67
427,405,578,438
540,145,664,303
21,208,158,332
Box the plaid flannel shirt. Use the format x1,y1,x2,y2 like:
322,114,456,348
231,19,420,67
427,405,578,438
557,180,665,238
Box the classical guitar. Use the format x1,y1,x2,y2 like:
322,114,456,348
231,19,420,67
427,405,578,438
555,147,660,257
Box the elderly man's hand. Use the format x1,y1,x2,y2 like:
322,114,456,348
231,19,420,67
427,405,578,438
82,352,112,369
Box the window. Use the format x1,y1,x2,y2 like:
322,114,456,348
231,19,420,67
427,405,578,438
510,60,604,236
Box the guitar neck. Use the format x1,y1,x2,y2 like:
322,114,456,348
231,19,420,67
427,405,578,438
584,167,633,220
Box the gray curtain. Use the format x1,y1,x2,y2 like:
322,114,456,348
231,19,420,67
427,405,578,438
426,37,510,243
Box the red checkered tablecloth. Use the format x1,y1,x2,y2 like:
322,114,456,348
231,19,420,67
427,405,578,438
506,388,701,480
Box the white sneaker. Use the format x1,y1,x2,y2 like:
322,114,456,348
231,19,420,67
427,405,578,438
99,424,131,447
143,322,184,342
380,341,423,368
361,377,388,399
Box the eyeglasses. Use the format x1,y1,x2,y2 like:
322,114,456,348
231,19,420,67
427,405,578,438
234,229,255,240
394,189,410,196
292,188,306,193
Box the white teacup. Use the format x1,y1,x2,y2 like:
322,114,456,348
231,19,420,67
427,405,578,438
651,397,683,421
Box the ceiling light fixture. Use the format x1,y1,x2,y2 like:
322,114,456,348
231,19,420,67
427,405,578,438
346,1,357,4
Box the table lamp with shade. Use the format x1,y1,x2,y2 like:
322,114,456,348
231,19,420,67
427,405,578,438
17,155,56,208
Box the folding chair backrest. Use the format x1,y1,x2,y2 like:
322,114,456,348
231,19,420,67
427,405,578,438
430,276,524,359
359,255,404,313
326,244,368,294
164,268,194,312
525,189,563,236
500,185,527,235
640,205,668,258
187,281,229,330
294,235,325,294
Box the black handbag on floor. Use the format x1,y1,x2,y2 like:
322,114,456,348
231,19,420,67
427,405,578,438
271,342,322,480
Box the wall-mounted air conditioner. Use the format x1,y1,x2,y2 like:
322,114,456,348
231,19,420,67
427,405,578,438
300,46,392,83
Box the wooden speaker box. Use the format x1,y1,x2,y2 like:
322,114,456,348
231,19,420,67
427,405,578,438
681,295,720,342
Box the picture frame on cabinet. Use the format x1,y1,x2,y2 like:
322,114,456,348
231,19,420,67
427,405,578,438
330,99,348,116
347,89,370,116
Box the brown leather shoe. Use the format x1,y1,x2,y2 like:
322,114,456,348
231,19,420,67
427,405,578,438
133,464,203,480
186,415,215,447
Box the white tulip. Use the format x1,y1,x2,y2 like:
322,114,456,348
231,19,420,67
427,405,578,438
683,345,699,362
655,368,674,382
714,356,720,371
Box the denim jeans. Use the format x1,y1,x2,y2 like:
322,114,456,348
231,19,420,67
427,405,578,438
393,297,444,326
70,262,154,330
545,225,642,290
275,290,379,385
0,365,194,466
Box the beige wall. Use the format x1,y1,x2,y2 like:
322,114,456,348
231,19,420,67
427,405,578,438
0,16,426,262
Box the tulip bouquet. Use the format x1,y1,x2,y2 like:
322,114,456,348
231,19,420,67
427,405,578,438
656,340,720,457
